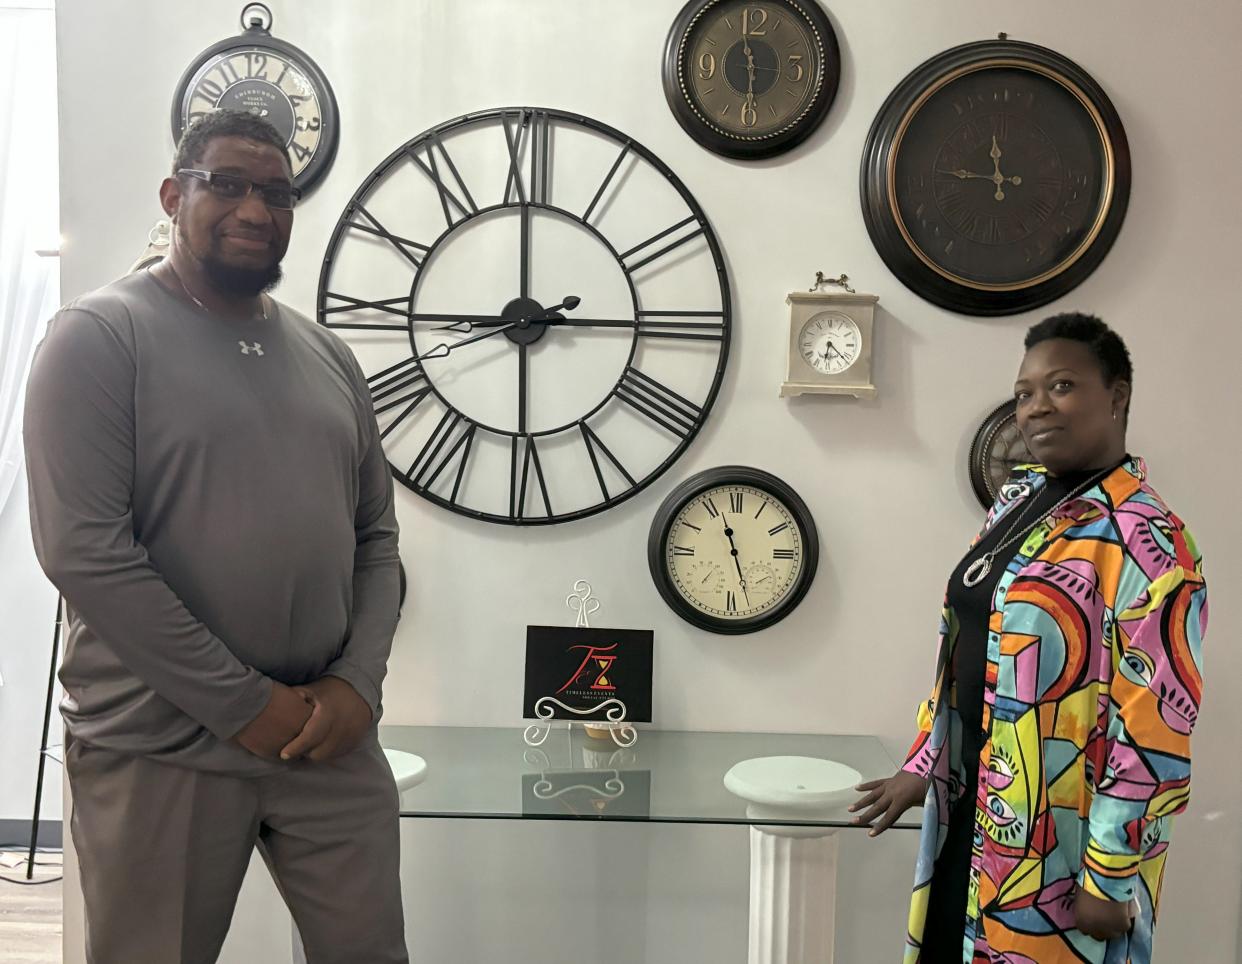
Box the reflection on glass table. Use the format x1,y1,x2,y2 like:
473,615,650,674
380,725,922,964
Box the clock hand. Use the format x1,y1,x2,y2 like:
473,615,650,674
987,135,1023,199
938,169,993,180
419,296,582,334
418,297,581,359
720,514,750,603
416,323,518,361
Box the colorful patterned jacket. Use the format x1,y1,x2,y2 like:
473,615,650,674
901,458,1208,963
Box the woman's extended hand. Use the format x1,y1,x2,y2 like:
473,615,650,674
849,770,929,837
1074,887,1132,941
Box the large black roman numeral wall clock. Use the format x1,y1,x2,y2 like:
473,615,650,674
317,107,732,526
861,38,1130,316
171,3,340,194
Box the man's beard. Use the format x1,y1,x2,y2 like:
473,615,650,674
177,219,284,296
201,255,283,296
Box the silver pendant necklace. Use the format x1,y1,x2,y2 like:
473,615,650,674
165,263,268,321
961,466,1115,588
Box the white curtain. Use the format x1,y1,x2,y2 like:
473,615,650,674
0,2,60,514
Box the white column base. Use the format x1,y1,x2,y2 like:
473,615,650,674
748,823,840,964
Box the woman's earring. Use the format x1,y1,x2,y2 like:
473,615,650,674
1112,409,1118,421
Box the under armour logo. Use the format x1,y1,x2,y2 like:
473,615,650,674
238,341,264,356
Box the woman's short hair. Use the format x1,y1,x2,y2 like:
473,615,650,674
1024,312,1133,388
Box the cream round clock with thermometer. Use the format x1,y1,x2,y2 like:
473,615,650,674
648,467,819,634
780,276,877,398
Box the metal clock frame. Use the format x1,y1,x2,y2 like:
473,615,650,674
318,107,732,526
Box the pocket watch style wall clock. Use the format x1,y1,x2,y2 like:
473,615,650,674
170,3,339,194
781,273,877,397
318,107,731,525
648,467,818,634
860,37,1130,315
663,0,841,159
968,399,1032,509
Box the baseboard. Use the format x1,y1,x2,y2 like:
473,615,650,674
0,818,62,850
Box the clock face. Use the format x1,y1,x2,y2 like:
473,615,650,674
319,108,730,525
861,40,1130,315
968,400,1033,509
663,0,840,159
649,467,818,634
171,9,339,193
798,311,860,375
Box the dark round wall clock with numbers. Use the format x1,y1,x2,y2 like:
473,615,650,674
861,38,1130,315
170,3,339,194
317,107,731,526
648,466,819,634
663,0,841,159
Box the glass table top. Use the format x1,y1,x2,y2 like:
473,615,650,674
380,725,923,830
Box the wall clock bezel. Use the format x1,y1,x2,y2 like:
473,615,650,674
662,0,841,160
968,399,1033,509
860,38,1130,316
648,466,819,634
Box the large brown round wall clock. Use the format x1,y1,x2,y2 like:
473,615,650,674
860,38,1130,315
170,3,339,195
662,0,841,159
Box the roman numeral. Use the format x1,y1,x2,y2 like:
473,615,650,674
511,435,553,519
635,309,725,342
729,492,744,513
583,141,631,223
342,202,429,269
614,367,702,438
704,498,720,519
768,522,789,537
407,412,475,498
579,422,637,503
366,356,431,429
619,216,705,273
499,109,553,207
681,522,702,533
673,546,695,556
726,591,737,612
754,501,767,520
322,292,411,330
407,134,478,228
773,548,796,559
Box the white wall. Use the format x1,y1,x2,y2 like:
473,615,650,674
39,0,1242,961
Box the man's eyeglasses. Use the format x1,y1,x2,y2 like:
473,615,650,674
177,169,301,210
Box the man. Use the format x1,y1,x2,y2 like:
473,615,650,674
23,110,407,963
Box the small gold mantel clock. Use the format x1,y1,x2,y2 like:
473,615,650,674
780,272,878,398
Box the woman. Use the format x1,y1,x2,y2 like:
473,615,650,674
851,313,1208,963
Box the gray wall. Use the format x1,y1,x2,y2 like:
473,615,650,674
30,0,1242,961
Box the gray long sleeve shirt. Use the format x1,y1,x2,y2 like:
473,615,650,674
23,270,400,775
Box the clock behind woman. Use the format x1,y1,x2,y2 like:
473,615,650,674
851,313,1208,963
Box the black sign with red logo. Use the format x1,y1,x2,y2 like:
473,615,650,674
523,626,653,722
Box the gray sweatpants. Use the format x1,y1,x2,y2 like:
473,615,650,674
66,736,408,964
